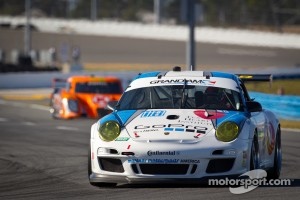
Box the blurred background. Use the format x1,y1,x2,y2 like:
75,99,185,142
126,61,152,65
0,0,299,30
0,0,300,71
0,0,299,125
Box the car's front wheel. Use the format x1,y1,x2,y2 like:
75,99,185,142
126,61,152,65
88,149,117,187
267,127,281,179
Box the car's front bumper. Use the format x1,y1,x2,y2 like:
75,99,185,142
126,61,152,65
89,136,252,184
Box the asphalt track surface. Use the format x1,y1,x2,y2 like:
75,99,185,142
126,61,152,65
1,29,300,69
0,99,299,200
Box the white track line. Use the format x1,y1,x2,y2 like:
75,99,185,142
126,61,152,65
56,126,79,131
29,104,49,111
0,117,8,122
22,122,36,126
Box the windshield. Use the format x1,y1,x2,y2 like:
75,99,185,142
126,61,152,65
75,82,121,94
118,85,242,111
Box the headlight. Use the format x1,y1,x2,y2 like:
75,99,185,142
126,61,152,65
68,99,78,112
216,121,239,142
98,121,121,142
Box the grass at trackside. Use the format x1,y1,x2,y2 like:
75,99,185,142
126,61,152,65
280,120,300,129
245,79,300,96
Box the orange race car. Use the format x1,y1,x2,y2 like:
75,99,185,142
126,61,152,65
49,75,123,119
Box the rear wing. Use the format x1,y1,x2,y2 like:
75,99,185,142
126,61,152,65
236,74,272,82
51,78,67,89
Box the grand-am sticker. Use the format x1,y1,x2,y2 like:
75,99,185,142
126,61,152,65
150,79,216,86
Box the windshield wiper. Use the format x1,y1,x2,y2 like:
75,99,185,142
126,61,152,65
180,79,187,108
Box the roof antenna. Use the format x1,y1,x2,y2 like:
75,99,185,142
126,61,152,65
173,66,181,72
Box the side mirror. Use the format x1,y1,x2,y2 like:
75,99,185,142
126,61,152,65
106,101,119,111
246,101,262,112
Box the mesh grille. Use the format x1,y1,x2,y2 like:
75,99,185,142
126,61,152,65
98,158,124,173
139,164,189,175
206,158,235,173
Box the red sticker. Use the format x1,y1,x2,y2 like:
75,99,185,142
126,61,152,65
194,110,225,119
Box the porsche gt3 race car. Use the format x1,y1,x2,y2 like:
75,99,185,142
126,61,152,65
88,67,281,187
50,75,123,119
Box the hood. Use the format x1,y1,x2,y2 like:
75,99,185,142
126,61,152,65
100,109,247,141
123,109,217,141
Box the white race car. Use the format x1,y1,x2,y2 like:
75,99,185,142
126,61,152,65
88,67,281,187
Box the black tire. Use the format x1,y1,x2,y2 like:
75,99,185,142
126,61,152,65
88,148,117,187
50,98,60,119
50,108,59,119
250,135,260,170
267,128,281,179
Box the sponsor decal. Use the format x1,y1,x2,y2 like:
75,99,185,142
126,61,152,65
180,159,200,163
134,132,140,138
267,122,275,155
92,95,110,107
128,159,179,164
178,116,213,126
128,159,200,164
134,124,208,134
149,79,216,86
134,129,160,133
147,150,179,156
140,110,166,118
115,137,130,141
194,110,225,119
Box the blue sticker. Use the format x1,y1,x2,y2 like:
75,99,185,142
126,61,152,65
140,110,166,118
164,128,173,131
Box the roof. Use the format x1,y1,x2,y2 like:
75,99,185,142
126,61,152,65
128,67,240,92
134,68,239,83
67,75,121,83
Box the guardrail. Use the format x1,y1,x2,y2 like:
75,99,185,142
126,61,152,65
0,71,136,90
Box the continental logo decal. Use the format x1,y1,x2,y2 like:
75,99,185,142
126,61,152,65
147,150,179,156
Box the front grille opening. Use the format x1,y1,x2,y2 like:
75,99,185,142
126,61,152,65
212,150,223,155
139,164,189,175
206,158,235,173
98,158,124,173
109,149,118,154
131,164,139,174
190,164,198,174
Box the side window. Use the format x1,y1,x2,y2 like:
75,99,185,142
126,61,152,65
66,82,71,92
240,81,251,101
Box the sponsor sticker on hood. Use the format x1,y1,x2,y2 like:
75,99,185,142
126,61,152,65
125,109,215,140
